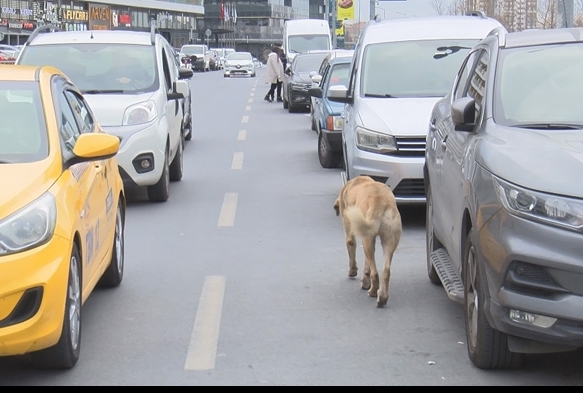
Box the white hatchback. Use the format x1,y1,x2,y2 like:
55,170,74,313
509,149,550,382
17,24,194,202
223,51,256,77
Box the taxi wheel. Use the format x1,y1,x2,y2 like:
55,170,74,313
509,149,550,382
147,148,170,202
98,202,125,288
30,244,82,369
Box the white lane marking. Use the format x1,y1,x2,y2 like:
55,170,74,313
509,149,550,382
231,152,244,170
246,105,251,111
218,192,238,227
184,275,226,371
237,130,247,141
242,115,249,123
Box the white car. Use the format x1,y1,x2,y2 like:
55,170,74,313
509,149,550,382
223,51,256,77
18,24,194,202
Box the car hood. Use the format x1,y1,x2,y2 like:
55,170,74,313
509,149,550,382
84,92,155,127
477,124,583,197
356,97,440,137
293,73,313,84
324,97,344,115
0,161,55,216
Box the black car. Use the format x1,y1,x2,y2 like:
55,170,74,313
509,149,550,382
282,51,329,113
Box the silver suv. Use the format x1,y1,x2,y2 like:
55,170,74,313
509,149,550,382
425,26,583,369
328,13,503,204
17,24,193,202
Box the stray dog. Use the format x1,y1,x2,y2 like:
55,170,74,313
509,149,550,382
334,176,402,308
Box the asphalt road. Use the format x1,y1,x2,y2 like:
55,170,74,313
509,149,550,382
1,66,583,385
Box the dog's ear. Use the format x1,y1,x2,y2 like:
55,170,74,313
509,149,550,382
333,198,340,216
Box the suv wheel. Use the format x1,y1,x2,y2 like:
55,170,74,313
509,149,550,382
318,131,341,169
464,228,523,370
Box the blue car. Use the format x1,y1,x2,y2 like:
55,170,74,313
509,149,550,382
308,52,353,168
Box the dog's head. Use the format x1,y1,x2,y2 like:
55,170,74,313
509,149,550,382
333,197,340,216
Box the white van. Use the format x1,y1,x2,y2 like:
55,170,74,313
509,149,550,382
283,19,332,63
327,13,504,204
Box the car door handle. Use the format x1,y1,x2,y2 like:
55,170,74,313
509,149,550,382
429,118,437,132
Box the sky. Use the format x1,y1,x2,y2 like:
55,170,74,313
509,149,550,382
356,0,454,21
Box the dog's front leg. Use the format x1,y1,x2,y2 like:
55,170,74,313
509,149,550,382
361,237,376,294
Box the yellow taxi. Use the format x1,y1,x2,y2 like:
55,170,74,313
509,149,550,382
0,65,125,369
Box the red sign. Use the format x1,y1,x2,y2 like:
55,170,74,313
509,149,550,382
118,14,130,24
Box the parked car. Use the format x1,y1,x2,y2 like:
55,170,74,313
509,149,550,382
0,64,125,369
425,26,583,370
0,44,20,61
223,51,256,77
179,44,211,72
308,50,353,168
209,49,222,70
327,13,503,204
17,24,194,202
282,50,330,113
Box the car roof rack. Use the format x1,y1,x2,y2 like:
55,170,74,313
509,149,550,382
487,25,508,46
150,20,160,45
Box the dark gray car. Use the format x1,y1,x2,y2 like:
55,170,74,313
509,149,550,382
425,27,583,369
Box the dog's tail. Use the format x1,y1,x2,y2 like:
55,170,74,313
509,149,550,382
344,206,382,239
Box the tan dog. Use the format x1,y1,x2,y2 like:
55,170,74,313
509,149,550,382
334,176,402,308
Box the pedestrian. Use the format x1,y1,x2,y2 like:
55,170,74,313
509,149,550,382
264,45,283,103
273,43,287,102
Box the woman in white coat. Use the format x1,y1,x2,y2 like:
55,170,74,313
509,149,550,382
264,46,283,102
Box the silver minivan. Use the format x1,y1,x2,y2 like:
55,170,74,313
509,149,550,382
328,13,504,204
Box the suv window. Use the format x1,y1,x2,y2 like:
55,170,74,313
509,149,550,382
18,43,158,93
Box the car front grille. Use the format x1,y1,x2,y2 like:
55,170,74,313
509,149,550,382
395,137,426,157
392,179,426,197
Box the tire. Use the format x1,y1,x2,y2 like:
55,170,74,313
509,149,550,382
98,202,125,288
342,142,352,181
464,228,523,370
425,184,442,285
147,148,170,202
30,244,82,369
318,131,341,168
185,120,193,141
251,73,256,77
311,109,317,131
282,93,289,109
169,136,184,181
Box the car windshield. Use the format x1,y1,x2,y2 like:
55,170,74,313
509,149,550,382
288,35,330,53
293,54,328,73
494,42,583,127
18,43,158,94
361,39,477,98
181,46,205,55
228,53,252,61
0,82,48,163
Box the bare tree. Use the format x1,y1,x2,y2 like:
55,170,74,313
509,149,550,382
429,0,449,15
537,0,558,28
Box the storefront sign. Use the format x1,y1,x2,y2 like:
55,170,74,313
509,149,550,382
88,3,110,30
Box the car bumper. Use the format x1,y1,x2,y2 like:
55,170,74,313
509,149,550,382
479,209,583,349
0,234,70,355
103,123,166,188
321,129,343,151
348,148,426,204
224,68,254,76
289,90,311,109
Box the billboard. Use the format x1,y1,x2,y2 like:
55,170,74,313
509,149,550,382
336,0,354,36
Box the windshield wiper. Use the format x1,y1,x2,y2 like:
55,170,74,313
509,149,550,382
364,93,396,98
82,89,125,94
515,123,583,130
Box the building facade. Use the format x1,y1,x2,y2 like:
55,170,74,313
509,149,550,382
0,0,204,47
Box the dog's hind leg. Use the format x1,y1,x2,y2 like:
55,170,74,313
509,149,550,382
361,237,376,294
377,230,400,308
345,231,358,278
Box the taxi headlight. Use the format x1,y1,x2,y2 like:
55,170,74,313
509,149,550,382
0,193,56,256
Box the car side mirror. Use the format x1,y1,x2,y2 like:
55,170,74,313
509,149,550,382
327,84,351,104
179,68,193,80
308,87,323,98
168,80,189,100
452,97,476,132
